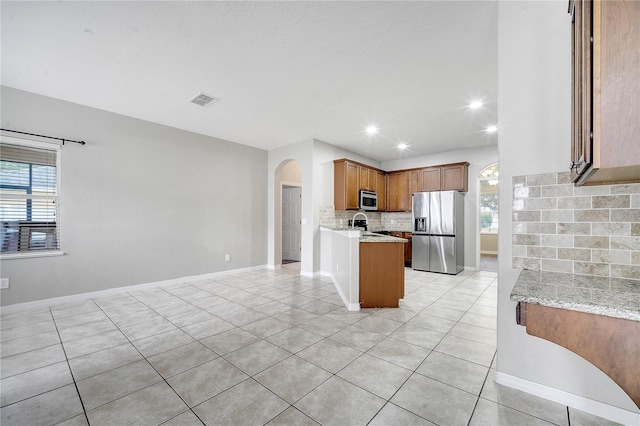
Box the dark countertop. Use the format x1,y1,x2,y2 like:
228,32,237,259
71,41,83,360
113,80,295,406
510,269,640,321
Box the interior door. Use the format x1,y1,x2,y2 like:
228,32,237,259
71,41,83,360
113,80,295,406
282,186,301,261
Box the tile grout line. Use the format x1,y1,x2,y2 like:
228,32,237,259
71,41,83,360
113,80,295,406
48,305,92,426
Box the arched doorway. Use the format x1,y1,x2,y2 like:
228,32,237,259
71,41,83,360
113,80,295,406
478,162,499,272
273,159,302,267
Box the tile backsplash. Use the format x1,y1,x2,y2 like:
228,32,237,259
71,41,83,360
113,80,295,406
512,172,640,280
319,206,412,232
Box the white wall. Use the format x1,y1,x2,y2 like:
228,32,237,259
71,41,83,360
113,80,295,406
281,160,302,184
267,140,314,274
0,86,268,306
383,145,498,269
497,1,639,417
311,139,384,272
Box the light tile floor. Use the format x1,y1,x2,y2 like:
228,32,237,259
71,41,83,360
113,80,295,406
0,264,620,425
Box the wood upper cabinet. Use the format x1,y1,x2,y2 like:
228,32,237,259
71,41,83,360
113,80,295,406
386,171,408,212
335,159,469,212
422,163,469,192
408,170,421,197
376,171,387,212
441,162,469,191
334,159,386,211
334,159,360,210
359,166,377,191
570,0,640,186
421,167,441,191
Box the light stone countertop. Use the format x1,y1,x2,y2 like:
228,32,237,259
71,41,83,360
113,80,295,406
320,226,408,243
510,269,640,321
359,234,407,243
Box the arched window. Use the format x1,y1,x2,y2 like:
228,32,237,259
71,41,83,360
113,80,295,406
479,163,498,233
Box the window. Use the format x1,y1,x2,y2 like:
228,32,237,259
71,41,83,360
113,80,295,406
479,163,499,234
1,138,60,254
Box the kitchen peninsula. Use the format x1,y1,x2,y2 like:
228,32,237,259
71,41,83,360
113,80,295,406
320,226,407,310
511,269,640,408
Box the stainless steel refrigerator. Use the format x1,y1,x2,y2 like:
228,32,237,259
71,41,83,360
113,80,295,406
411,191,464,274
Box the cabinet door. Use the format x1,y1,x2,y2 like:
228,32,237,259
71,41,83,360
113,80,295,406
369,169,377,192
404,233,412,267
359,166,369,191
408,170,421,195
408,170,421,212
441,164,468,191
421,168,441,191
376,171,387,211
387,171,408,212
570,0,593,182
334,160,360,210
345,162,360,209
359,242,404,308
358,166,378,191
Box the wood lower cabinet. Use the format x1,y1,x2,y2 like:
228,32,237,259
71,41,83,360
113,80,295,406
570,0,640,186
391,232,412,266
359,242,405,308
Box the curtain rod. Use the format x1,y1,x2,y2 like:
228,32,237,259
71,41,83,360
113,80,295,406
0,128,86,146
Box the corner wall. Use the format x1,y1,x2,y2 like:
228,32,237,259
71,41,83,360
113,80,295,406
497,1,639,417
1,87,268,306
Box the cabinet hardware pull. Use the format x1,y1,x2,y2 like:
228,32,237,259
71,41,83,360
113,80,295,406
570,161,583,170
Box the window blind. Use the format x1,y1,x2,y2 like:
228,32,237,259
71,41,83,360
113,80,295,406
0,141,60,253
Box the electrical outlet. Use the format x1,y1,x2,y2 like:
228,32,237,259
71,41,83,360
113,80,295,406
0,278,9,289
336,262,339,271
225,254,230,261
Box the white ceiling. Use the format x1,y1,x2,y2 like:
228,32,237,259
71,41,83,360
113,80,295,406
1,1,498,162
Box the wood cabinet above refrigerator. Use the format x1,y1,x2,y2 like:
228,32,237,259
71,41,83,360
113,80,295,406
569,0,640,186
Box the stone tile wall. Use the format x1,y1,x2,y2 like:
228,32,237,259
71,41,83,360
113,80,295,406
318,206,411,232
512,172,640,280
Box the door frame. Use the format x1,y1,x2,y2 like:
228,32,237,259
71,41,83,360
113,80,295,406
281,182,302,262
476,162,499,271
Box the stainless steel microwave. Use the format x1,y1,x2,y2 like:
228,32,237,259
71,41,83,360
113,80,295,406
359,190,378,211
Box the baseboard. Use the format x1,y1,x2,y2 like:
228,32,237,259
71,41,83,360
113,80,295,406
324,271,359,311
0,265,268,314
495,372,640,425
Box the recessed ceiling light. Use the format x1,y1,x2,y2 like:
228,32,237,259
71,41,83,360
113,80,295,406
365,125,378,136
469,100,483,109
397,142,409,150
486,125,498,133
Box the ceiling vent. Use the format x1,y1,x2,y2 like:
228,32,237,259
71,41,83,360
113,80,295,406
189,92,219,107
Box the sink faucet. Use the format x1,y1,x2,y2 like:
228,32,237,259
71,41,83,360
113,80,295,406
351,212,369,230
